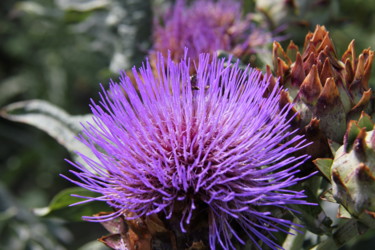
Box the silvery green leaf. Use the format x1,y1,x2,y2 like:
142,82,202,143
56,0,110,11
0,99,96,170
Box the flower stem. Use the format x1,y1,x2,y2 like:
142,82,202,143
282,218,306,250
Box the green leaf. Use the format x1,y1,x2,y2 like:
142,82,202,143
49,187,96,211
34,187,111,221
0,99,97,172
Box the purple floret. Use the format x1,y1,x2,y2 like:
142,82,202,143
152,0,273,63
65,53,312,249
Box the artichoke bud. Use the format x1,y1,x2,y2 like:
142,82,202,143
315,112,375,228
271,25,374,144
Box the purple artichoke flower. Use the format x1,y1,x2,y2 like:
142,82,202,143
66,53,312,249
152,0,273,64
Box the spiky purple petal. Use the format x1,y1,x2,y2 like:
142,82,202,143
66,53,312,249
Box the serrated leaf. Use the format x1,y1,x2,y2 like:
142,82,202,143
313,158,333,181
0,99,97,171
34,187,111,221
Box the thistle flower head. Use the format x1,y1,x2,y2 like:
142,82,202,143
153,0,273,64
66,53,312,249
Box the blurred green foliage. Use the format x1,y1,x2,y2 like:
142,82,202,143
1,0,375,249
0,0,151,248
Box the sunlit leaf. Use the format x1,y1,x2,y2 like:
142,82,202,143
0,99,97,170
